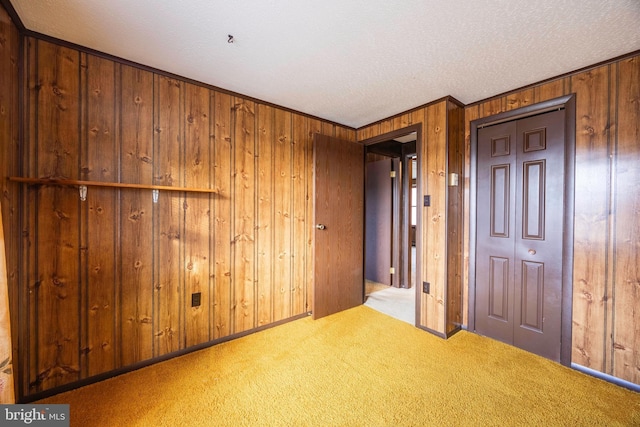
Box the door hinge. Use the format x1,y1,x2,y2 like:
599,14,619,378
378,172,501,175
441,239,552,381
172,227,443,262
423,282,430,294
390,267,395,275
390,171,396,178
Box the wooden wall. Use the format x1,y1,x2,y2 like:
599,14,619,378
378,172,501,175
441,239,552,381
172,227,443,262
357,98,465,337
2,1,639,398
0,3,20,394
463,53,640,385
6,35,355,399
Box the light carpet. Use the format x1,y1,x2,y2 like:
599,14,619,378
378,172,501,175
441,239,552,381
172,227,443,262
364,285,415,324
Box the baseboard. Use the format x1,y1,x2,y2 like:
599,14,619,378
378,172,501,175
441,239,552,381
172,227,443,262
20,312,310,403
571,363,640,393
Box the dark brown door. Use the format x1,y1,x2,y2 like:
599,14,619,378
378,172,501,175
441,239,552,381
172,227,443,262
365,159,392,286
475,109,565,361
313,134,364,320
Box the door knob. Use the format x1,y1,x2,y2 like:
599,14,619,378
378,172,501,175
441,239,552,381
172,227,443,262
316,224,326,230
528,249,536,255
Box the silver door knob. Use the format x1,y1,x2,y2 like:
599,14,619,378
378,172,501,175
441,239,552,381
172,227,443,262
316,224,326,230
528,249,536,255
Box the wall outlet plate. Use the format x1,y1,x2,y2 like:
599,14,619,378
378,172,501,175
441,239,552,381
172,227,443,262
191,292,202,307
422,282,430,294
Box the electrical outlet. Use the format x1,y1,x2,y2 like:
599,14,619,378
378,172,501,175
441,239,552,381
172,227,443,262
422,282,430,294
191,292,202,307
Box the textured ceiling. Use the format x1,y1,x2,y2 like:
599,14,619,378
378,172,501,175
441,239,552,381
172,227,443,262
9,0,640,128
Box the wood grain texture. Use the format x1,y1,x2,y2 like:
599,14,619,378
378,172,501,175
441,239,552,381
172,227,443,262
32,40,82,391
446,101,464,334
232,98,256,333
83,54,117,376
423,103,447,332
256,104,274,326
506,89,533,111
9,32,355,400
306,119,323,313
154,75,183,356
273,109,292,322
570,65,611,372
481,98,505,118
393,112,415,130
183,83,212,346
462,105,479,327
213,92,233,339
292,115,307,315
0,4,19,403
612,56,640,383
119,64,154,366
534,78,568,103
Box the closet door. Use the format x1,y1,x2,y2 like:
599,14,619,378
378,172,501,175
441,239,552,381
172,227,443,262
475,121,517,345
475,109,566,362
512,110,565,361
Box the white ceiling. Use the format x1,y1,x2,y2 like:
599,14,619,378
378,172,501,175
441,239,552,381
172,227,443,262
9,0,640,128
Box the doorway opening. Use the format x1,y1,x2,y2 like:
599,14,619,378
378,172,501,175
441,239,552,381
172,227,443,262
363,126,420,325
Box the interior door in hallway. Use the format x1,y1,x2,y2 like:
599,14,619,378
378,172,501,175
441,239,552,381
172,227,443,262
365,158,392,287
475,109,566,362
313,134,364,320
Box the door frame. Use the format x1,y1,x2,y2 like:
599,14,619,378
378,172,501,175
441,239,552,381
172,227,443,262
361,124,422,320
468,94,576,366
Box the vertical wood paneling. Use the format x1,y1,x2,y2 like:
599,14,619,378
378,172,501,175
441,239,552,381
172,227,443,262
33,41,82,390
273,109,292,322
83,54,117,376
212,92,233,339
0,5,20,400
423,103,447,332
481,98,505,118
154,76,183,356
183,83,212,346
232,98,256,333
256,104,274,326
393,112,414,130
612,56,640,383
11,33,361,399
534,78,568,103
462,105,479,326
119,65,154,366
570,65,611,371
379,119,394,135
306,118,323,312
292,115,307,315
336,126,356,142
446,101,464,334
25,37,39,396
357,124,377,141
506,89,533,111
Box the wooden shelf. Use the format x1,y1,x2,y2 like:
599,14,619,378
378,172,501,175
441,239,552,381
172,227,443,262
9,177,217,194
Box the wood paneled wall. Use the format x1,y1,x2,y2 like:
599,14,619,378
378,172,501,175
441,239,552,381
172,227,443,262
0,3,20,392
463,54,640,385
7,36,355,399
357,98,465,337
